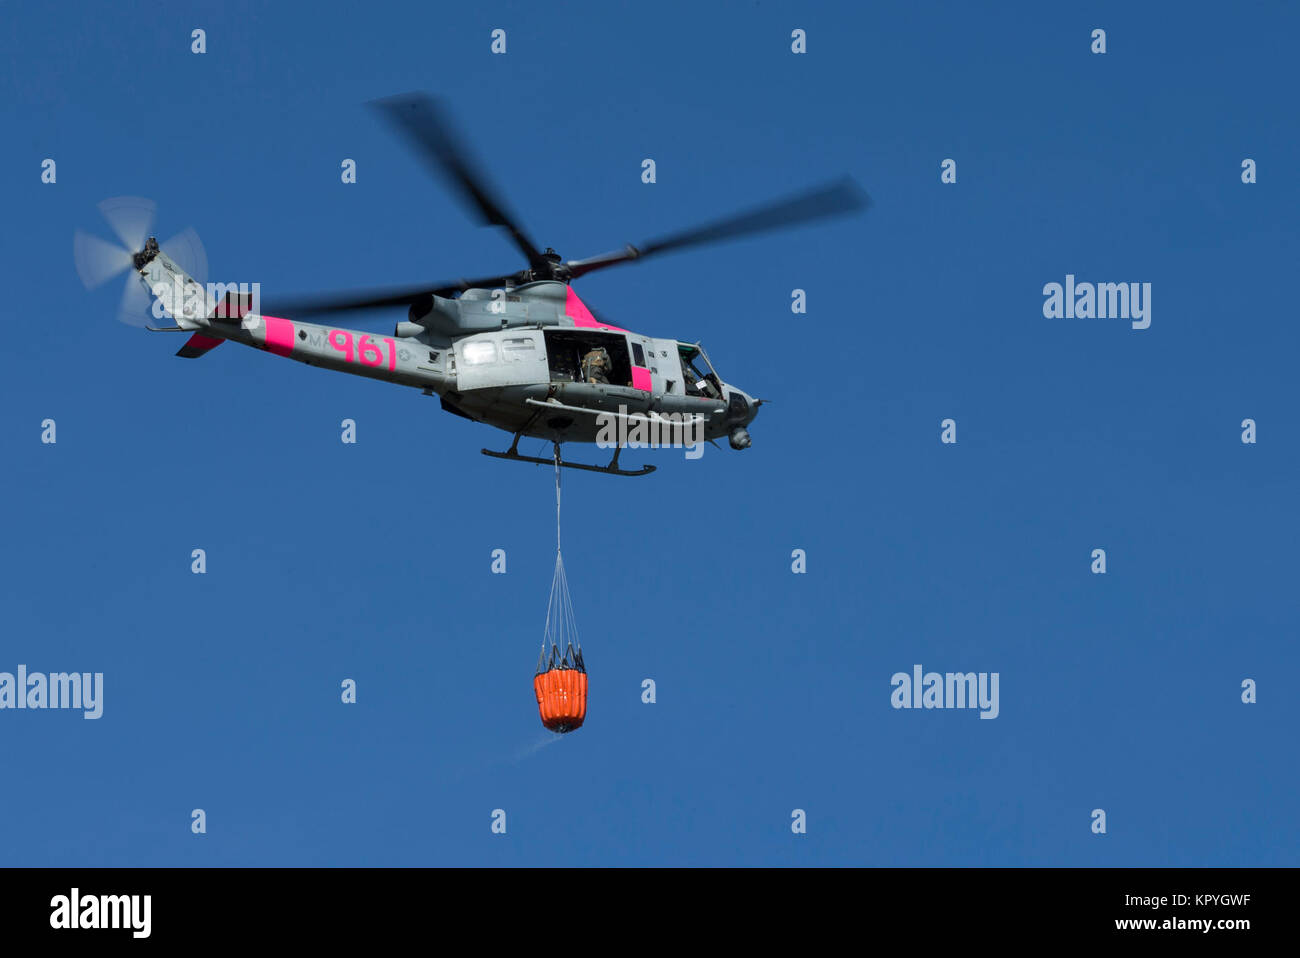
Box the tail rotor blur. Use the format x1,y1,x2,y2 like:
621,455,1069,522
74,197,208,327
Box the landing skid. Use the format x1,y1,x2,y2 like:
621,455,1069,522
481,438,655,477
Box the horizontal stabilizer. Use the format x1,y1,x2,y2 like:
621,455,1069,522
176,333,225,359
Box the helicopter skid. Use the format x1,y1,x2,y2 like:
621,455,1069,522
481,445,656,477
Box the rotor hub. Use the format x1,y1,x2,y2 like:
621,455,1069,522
132,236,160,271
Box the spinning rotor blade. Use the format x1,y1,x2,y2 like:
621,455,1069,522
371,93,546,268
74,195,166,291
266,272,517,319
263,99,868,320
116,268,155,328
159,227,209,293
565,176,869,280
97,196,157,253
75,196,212,328
73,230,132,289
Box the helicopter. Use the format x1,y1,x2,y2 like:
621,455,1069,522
120,94,869,476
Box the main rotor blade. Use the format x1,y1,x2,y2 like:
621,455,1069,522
565,176,869,280
371,93,546,269
265,273,516,319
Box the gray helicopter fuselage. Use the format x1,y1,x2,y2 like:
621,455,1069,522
428,282,736,444
145,257,756,447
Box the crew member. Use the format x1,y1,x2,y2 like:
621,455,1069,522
581,346,612,384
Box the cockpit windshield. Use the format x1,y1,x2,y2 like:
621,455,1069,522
678,342,722,400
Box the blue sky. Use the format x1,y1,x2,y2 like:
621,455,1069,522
1,1,1297,865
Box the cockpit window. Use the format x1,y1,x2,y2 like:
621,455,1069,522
679,343,721,399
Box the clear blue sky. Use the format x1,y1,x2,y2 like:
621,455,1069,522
2,1,1296,866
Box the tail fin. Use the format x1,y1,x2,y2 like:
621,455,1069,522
134,238,214,331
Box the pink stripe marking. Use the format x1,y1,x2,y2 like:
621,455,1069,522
264,316,295,357
565,286,627,332
631,367,652,392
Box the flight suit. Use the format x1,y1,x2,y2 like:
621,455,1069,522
581,347,612,384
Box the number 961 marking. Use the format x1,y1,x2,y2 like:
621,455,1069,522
328,330,397,371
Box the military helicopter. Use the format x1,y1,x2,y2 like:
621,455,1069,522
115,94,869,475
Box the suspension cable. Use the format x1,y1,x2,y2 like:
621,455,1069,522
540,444,582,665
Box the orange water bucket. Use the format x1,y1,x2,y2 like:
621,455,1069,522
533,668,588,733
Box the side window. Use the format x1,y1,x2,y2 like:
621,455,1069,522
462,341,498,365
631,342,646,366
502,337,536,363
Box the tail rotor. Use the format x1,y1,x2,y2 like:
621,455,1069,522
73,197,208,327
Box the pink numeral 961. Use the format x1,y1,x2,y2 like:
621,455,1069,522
328,330,396,370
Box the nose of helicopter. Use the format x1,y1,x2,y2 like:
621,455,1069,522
724,386,761,449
